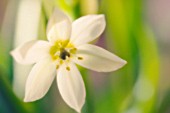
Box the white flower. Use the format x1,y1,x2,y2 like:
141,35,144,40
11,9,127,112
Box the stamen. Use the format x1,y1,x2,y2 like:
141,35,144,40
56,65,59,69
70,48,77,54
52,54,59,60
77,56,83,60
58,42,62,47
66,66,70,71
59,60,63,64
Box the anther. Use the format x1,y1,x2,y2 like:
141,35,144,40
66,66,70,71
77,57,83,60
56,65,59,69
70,48,77,53
59,60,63,64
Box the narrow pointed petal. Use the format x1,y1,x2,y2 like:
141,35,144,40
57,63,86,112
11,40,50,64
24,58,56,102
70,15,106,46
47,8,71,43
73,44,127,72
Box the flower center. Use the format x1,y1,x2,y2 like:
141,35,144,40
59,49,70,60
49,40,76,61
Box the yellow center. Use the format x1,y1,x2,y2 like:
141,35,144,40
49,40,77,61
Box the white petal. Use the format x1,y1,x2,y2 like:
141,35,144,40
73,44,127,72
47,8,71,43
57,62,86,113
70,15,106,46
11,40,50,64
24,58,56,102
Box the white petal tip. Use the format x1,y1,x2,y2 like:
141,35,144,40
122,60,127,65
76,109,81,113
72,108,80,113
23,97,31,102
10,50,14,55
10,50,22,64
73,106,82,113
116,59,127,70
66,96,85,113
100,59,127,72
10,50,15,57
24,95,36,102
24,94,40,102
95,14,105,22
73,100,85,113
24,97,37,103
10,51,15,60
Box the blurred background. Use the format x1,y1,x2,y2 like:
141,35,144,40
0,0,169,113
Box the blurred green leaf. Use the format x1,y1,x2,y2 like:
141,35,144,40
100,0,160,113
0,69,35,113
158,90,170,113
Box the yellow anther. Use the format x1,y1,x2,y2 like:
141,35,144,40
66,66,70,71
70,48,77,54
77,57,83,60
56,65,59,69
59,60,63,64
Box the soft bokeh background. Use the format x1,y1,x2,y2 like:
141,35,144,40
0,0,169,113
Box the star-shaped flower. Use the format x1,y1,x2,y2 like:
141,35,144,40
11,9,126,112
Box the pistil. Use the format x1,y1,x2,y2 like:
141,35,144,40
60,49,70,60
